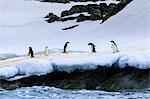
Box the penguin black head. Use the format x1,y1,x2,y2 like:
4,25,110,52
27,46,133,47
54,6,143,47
110,41,115,43
29,47,32,49
88,43,95,46
66,42,70,44
88,43,96,53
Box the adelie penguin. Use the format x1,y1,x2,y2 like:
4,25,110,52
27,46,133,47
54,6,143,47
63,42,70,53
110,40,119,53
28,47,34,58
44,46,49,56
88,43,96,53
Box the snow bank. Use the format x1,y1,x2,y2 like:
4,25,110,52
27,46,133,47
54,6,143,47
119,53,150,69
0,66,18,79
16,60,53,76
0,59,53,79
52,53,121,72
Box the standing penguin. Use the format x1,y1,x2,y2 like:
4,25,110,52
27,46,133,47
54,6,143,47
88,43,96,53
44,46,49,56
110,41,119,53
63,42,70,53
28,47,34,58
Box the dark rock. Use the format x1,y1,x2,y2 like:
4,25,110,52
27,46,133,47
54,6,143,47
120,0,133,4
88,8,102,18
76,14,89,22
107,3,118,15
44,0,133,23
87,4,100,10
62,24,79,30
89,15,101,20
69,5,87,14
44,13,54,18
61,10,71,17
99,3,108,15
45,13,60,23
101,3,118,23
117,2,127,11
0,67,149,91
61,16,77,22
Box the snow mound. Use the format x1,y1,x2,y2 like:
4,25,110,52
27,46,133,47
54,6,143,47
0,59,53,79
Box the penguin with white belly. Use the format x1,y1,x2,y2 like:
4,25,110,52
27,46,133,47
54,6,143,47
63,42,70,53
88,43,96,53
110,41,119,53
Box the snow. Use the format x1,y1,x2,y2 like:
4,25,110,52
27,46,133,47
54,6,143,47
0,66,18,79
0,0,150,80
0,58,53,79
15,59,53,76
0,0,144,55
62,12,90,18
0,54,18,60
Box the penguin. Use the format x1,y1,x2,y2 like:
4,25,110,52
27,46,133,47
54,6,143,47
88,43,96,53
110,41,119,53
63,42,69,53
28,47,34,58
44,46,49,56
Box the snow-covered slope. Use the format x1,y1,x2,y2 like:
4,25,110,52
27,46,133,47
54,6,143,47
0,0,149,54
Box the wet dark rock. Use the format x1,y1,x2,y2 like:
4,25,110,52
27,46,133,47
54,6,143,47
0,67,149,92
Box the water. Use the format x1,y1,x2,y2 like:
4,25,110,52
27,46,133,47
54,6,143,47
0,86,149,99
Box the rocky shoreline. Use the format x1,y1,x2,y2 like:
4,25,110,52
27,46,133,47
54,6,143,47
0,66,149,92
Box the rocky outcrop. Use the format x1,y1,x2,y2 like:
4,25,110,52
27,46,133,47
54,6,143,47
45,0,132,24
0,66,149,91
43,0,133,28
44,13,60,23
